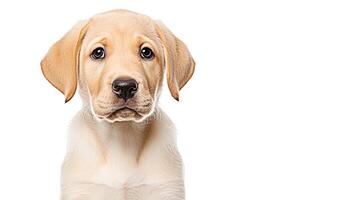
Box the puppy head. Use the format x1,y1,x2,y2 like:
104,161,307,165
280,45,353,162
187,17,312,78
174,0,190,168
41,10,195,122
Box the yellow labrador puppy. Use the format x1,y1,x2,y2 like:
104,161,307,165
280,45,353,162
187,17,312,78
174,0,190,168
41,9,194,200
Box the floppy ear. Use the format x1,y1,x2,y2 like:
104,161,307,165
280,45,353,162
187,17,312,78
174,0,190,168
41,20,89,103
154,21,195,101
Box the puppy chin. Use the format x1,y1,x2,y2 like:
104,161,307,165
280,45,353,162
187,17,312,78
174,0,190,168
104,108,142,123
92,108,155,123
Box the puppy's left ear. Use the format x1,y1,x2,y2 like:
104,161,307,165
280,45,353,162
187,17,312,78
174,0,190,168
154,20,195,101
41,20,89,103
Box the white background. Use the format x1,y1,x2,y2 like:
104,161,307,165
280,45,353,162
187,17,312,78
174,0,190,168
0,0,362,199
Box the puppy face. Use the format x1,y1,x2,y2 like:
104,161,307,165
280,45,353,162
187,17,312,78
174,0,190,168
79,13,164,122
41,10,195,123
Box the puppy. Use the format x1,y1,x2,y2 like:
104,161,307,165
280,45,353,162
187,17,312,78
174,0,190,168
41,9,194,200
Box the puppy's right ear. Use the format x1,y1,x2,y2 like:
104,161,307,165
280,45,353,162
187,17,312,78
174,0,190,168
41,20,89,103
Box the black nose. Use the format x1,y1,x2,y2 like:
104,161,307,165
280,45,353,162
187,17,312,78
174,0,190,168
112,79,138,100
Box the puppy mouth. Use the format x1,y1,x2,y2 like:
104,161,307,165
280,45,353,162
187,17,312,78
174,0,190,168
104,106,140,121
115,107,135,112
98,103,153,122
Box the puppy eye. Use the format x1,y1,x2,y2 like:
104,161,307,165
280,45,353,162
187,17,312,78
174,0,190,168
140,47,154,60
91,47,105,60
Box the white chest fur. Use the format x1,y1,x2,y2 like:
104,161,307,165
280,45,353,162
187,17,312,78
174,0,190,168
61,109,184,200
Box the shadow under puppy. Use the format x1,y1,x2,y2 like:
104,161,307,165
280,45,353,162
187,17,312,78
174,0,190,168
41,9,195,200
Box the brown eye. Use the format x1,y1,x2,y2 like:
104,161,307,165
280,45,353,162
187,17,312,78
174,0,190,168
140,47,154,60
91,47,105,60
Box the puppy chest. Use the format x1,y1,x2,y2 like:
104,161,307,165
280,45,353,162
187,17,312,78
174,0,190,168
94,157,144,187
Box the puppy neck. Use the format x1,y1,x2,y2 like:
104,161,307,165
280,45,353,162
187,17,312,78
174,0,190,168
78,106,157,160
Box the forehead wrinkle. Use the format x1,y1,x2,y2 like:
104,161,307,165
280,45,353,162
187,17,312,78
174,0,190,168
138,35,158,50
84,35,110,53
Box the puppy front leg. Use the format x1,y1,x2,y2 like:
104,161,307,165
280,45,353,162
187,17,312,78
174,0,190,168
125,181,185,200
61,183,123,200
